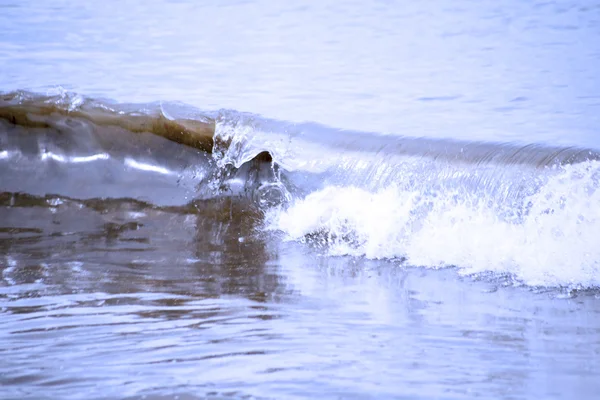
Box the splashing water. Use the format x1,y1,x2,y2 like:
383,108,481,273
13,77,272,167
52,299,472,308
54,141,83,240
2,91,600,288
267,160,600,288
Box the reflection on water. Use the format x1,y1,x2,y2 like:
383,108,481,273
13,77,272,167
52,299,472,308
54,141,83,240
2,0,600,398
1,194,600,399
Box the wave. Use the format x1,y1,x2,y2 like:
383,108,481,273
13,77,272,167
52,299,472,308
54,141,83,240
267,160,600,288
2,90,600,288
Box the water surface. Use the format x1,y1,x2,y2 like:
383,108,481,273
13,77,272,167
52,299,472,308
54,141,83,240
1,1,600,399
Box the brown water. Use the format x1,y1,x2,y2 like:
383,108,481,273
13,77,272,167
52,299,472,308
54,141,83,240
1,93,600,399
2,0,600,397
2,193,600,400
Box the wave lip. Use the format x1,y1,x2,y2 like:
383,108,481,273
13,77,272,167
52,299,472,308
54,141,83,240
0,90,216,152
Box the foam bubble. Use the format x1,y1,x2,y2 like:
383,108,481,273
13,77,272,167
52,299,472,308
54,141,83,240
266,161,600,288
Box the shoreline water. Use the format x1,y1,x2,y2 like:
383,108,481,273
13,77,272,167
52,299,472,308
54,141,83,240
2,90,600,289
2,0,600,396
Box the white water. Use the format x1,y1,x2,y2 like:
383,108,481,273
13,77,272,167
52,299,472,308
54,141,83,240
268,160,600,288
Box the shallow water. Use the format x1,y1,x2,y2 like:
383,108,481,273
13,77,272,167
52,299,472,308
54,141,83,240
2,194,600,399
1,0,600,399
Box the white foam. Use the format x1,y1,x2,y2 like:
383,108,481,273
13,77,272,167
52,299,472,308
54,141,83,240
267,160,600,288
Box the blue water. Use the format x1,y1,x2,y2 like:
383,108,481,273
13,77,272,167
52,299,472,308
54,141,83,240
1,1,600,399
1,0,599,145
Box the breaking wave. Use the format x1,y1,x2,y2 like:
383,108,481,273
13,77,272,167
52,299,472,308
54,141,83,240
2,90,600,288
267,161,600,288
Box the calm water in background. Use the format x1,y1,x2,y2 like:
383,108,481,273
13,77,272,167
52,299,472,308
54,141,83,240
2,0,600,146
1,1,600,399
